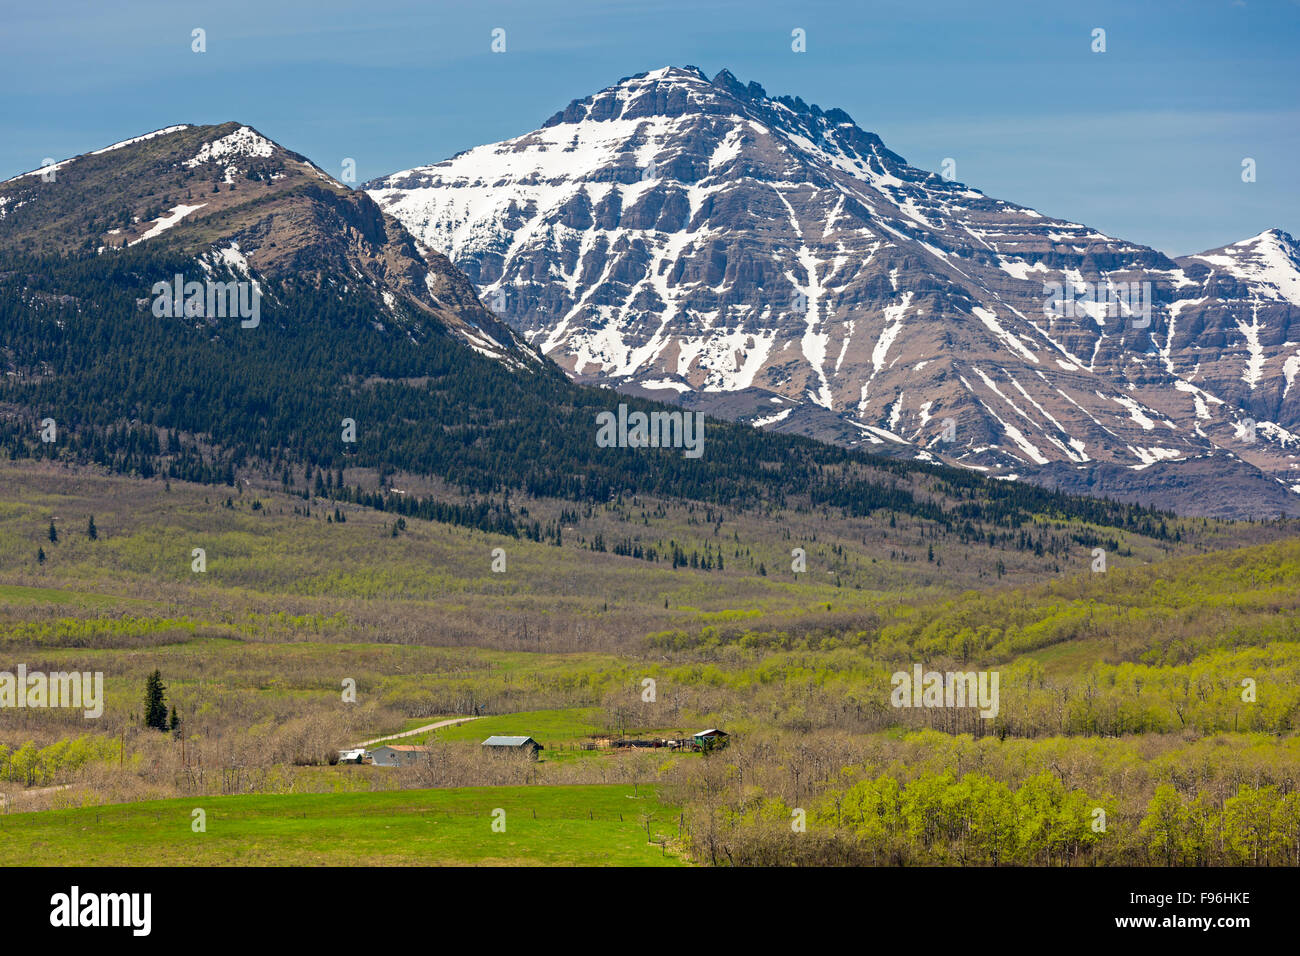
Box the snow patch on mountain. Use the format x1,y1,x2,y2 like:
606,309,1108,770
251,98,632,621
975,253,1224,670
184,127,275,169
1192,230,1300,307
91,125,191,156
129,203,207,244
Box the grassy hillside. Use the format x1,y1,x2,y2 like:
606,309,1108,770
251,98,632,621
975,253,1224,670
0,784,685,866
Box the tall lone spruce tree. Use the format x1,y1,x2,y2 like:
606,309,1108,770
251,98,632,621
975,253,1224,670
143,670,169,732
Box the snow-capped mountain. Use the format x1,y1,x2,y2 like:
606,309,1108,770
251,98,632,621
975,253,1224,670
366,66,1300,517
0,122,533,365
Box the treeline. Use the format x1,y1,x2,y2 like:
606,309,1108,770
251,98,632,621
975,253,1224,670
691,772,1300,866
343,486,520,538
0,737,118,788
625,643,1300,739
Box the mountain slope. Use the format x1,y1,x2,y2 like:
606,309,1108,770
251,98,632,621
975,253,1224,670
0,120,1186,547
365,66,1300,518
0,122,529,363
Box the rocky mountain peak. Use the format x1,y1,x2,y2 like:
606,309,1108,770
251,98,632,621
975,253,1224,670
0,122,533,364
364,67,1300,517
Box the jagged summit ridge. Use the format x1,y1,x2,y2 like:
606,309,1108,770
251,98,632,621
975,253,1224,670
364,66,1300,516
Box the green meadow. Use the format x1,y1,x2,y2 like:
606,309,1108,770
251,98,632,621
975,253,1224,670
0,784,685,866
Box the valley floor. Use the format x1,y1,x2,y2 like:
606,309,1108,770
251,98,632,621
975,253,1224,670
2,461,1299,866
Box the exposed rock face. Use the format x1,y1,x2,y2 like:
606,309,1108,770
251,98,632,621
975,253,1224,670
0,122,532,364
365,66,1300,517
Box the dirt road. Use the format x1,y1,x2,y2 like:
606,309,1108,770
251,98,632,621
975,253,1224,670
355,716,480,748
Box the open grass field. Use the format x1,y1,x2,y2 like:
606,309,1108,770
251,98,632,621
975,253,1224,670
434,708,603,743
0,784,686,866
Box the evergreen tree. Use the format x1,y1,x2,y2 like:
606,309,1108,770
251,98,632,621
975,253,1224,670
169,706,180,733
47,520,57,543
37,547,45,564
87,515,97,541
143,670,169,731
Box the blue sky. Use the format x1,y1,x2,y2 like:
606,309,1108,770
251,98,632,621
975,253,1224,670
2,0,1296,255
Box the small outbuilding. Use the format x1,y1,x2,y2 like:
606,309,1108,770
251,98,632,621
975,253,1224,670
693,728,729,751
369,744,431,767
481,735,543,759
336,748,367,765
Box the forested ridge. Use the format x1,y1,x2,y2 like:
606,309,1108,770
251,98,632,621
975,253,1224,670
1,246,1172,540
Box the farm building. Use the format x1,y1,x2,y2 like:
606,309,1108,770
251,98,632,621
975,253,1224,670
693,729,729,751
369,745,430,767
481,735,543,758
336,748,367,764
